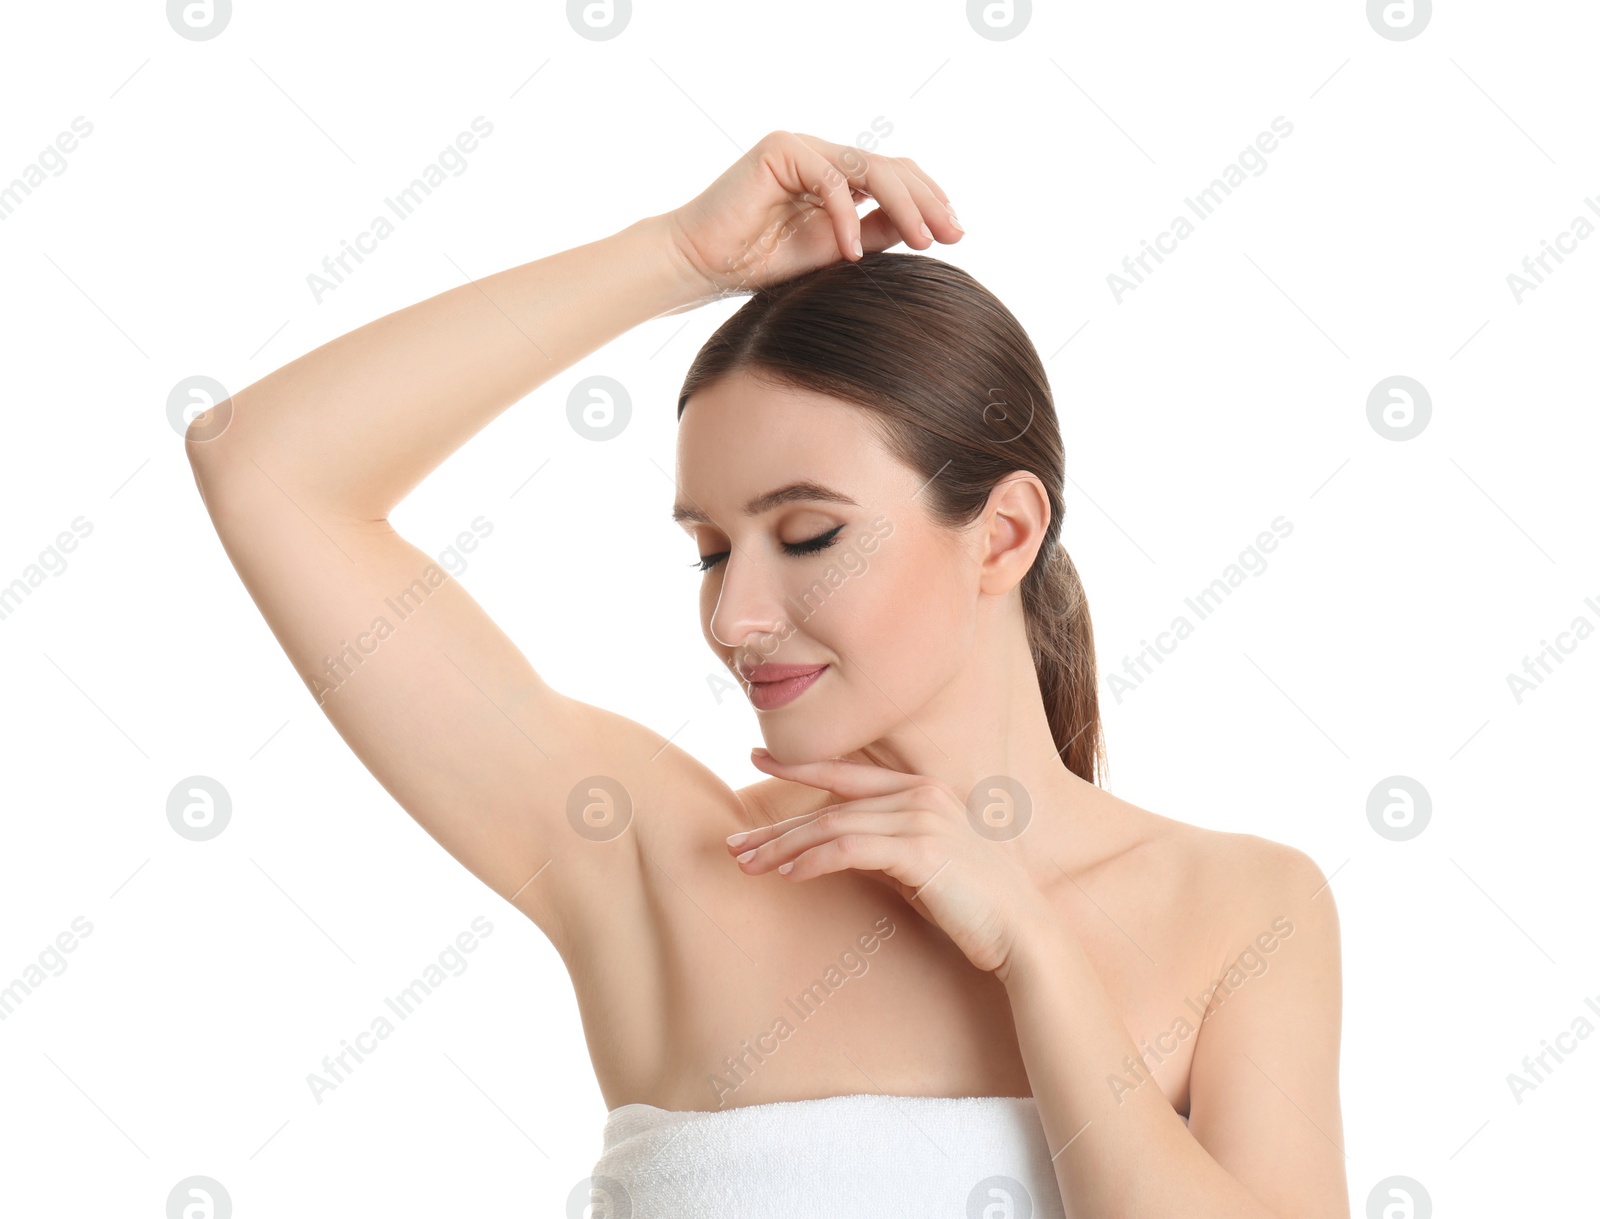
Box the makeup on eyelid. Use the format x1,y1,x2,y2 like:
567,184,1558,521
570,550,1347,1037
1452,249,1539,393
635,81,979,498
693,523,846,573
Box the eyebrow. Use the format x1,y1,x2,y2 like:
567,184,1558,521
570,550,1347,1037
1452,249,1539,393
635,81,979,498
671,480,860,526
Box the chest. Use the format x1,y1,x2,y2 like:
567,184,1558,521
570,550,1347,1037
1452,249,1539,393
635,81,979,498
571,829,1201,1116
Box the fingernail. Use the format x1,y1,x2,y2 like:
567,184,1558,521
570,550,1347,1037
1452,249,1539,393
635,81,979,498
919,222,933,241
751,746,770,758
851,236,863,258
727,831,749,846
778,862,794,875
737,848,758,863
947,207,962,232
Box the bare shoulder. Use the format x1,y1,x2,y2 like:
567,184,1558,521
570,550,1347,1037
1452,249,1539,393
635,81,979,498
1184,824,1333,912
623,758,830,880
1082,790,1338,973
731,774,835,830
1159,820,1347,1216
1084,793,1347,1216
1192,826,1338,970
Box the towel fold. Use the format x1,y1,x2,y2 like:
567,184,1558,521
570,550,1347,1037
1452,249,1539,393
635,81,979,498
585,1092,1076,1218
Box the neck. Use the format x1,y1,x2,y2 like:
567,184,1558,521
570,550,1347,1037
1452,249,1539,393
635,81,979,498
839,613,1097,889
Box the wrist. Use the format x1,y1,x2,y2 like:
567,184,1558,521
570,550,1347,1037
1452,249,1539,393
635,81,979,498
631,211,718,315
994,891,1070,991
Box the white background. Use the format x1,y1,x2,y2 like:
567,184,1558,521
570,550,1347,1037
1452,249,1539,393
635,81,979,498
1,1,1595,1215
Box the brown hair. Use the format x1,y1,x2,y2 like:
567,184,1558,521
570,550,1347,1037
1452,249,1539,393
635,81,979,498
677,252,1106,786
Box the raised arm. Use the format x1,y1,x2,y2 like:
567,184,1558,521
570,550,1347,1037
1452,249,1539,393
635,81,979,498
183,214,710,951
189,215,701,521
183,131,959,953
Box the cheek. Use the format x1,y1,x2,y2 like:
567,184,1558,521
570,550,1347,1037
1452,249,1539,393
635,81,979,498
835,535,972,685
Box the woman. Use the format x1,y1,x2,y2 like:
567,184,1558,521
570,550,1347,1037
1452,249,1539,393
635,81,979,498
185,130,1345,1218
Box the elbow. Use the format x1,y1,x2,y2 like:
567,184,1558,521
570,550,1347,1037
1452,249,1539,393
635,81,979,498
182,398,235,463
182,400,243,520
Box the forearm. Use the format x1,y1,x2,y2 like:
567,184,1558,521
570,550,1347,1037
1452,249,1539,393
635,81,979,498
1000,916,1279,1218
188,213,706,516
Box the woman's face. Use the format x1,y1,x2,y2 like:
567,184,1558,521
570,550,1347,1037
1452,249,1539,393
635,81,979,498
674,369,980,763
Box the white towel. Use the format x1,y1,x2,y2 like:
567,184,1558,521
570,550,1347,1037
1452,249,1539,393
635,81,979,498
585,1092,1152,1218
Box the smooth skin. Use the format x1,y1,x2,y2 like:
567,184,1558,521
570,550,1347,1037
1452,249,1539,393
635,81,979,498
186,131,1345,1219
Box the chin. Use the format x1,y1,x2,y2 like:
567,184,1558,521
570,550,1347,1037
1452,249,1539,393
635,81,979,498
759,714,884,767
752,663,931,764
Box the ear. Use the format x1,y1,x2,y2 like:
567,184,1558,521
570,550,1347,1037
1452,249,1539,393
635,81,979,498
976,473,1052,596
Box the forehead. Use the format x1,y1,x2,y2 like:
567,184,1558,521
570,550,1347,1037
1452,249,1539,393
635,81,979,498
678,371,871,448
673,373,898,519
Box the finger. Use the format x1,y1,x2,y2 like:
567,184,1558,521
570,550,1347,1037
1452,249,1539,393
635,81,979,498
781,832,939,885
858,206,904,255
735,810,916,873
725,805,835,851
806,138,953,247
724,793,919,853
896,156,951,208
891,156,963,240
765,132,863,260
855,152,936,251
793,134,932,255
749,749,920,799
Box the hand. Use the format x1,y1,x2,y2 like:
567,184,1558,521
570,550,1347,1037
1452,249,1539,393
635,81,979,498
726,750,1052,976
662,130,963,298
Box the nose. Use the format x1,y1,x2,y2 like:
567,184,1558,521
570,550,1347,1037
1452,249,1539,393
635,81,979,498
708,549,792,658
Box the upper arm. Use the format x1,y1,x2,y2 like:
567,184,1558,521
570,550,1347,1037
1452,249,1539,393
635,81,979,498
1185,838,1348,1219
185,430,706,954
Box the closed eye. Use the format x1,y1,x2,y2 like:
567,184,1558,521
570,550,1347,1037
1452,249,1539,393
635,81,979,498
692,523,846,573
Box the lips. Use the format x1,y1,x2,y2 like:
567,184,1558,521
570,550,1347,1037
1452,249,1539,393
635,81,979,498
741,662,829,711
740,662,828,683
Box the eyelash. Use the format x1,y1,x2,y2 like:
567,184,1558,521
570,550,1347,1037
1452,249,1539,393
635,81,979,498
692,524,846,573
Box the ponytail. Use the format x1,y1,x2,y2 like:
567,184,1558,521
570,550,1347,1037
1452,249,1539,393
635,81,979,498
1025,542,1105,785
